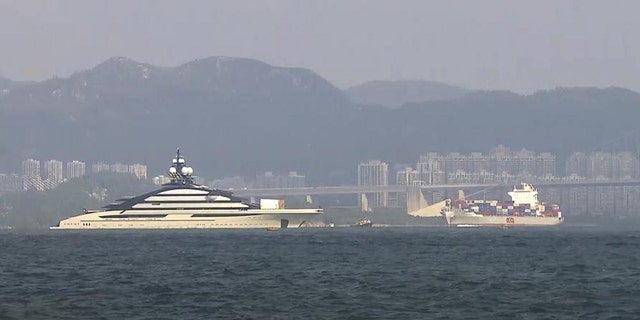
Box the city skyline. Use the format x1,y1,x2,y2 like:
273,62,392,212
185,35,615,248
0,158,148,193
4,151,640,218
2,145,639,195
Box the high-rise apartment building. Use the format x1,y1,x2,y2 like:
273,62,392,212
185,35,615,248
92,162,110,174
416,153,446,185
565,152,638,180
589,152,613,179
396,167,417,185
128,164,148,179
255,171,306,188
514,148,537,176
285,171,305,188
470,152,491,173
537,152,557,178
357,160,389,208
22,158,43,191
565,152,589,177
66,161,86,179
110,163,129,173
44,160,64,189
210,176,248,190
615,152,637,179
255,171,277,188
416,146,558,184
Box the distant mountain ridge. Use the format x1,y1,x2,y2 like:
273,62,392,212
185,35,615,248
1,57,640,185
345,80,470,107
1,56,348,112
0,56,354,183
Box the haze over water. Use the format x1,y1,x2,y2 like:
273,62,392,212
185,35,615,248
2,226,639,319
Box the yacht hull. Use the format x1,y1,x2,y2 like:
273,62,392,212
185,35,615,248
51,209,322,229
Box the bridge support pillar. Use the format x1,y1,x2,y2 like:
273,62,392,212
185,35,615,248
406,186,427,215
406,186,448,217
359,193,370,212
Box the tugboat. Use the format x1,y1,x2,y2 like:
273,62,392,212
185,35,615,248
351,218,373,227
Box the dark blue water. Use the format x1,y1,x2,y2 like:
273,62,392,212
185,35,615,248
2,227,640,319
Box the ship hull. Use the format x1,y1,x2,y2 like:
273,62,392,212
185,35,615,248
443,211,563,227
51,209,322,230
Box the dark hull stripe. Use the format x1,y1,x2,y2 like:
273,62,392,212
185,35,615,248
128,207,251,211
191,213,262,217
139,201,247,204
97,213,261,219
100,214,168,219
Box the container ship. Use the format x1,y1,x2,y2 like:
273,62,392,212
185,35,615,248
441,183,563,227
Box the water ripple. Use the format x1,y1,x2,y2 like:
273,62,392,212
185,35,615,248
1,228,640,319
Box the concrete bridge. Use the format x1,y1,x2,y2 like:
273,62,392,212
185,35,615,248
232,179,640,216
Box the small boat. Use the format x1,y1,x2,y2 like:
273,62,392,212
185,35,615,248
266,227,280,231
351,218,372,227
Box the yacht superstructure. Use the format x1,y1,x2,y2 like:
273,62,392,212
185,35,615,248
51,150,322,229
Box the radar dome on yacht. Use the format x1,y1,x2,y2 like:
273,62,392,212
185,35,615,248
168,167,177,174
172,158,178,164
181,167,193,175
178,158,185,163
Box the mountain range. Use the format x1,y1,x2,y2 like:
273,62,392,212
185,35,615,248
1,57,640,184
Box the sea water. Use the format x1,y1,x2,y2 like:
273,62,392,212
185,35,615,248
1,226,640,319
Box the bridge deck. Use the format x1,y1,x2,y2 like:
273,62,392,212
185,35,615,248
232,180,640,197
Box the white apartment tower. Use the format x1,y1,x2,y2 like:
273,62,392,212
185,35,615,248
66,161,86,179
22,158,43,191
110,163,129,173
92,162,110,173
357,160,389,208
128,164,148,179
44,160,64,189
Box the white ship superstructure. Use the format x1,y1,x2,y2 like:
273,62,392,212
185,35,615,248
51,150,322,229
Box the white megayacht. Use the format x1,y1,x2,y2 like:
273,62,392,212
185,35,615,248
51,150,322,229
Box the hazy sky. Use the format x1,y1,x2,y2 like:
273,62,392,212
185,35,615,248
0,0,638,93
